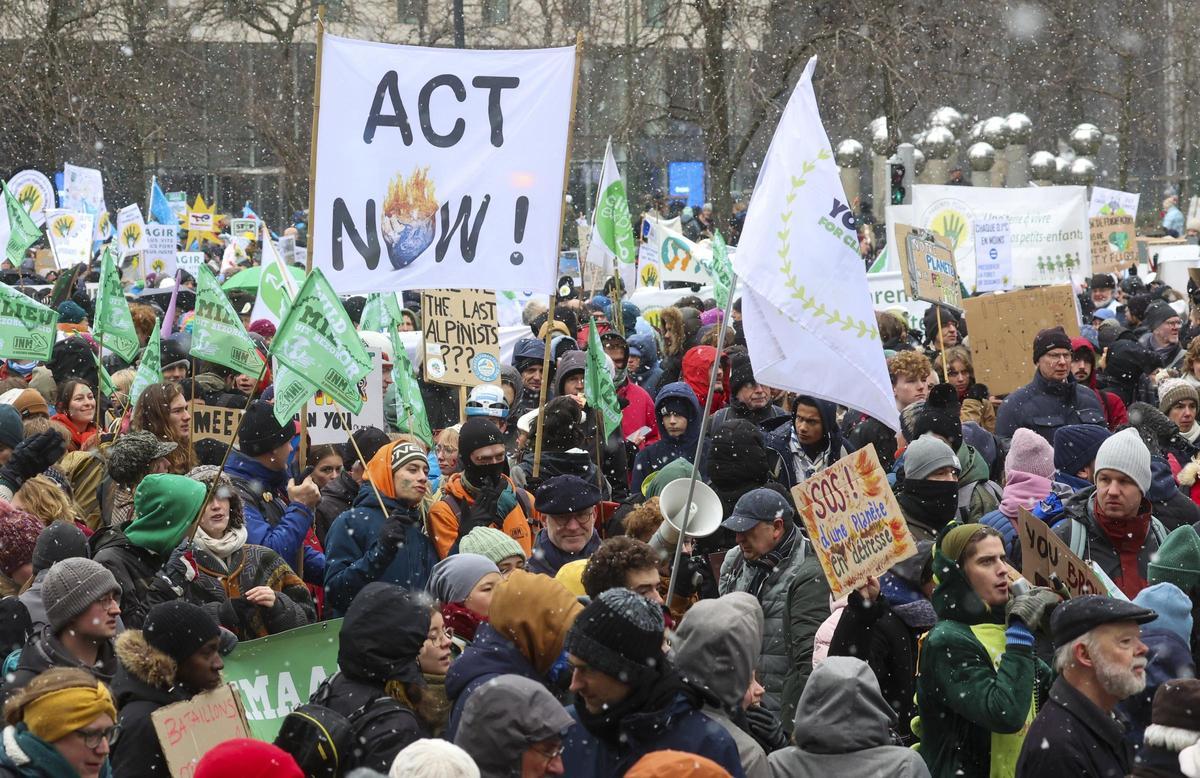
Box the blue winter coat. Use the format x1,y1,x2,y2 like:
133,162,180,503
631,382,702,495
443,623,543,740
994,371,1106,444
322,484,438,618
561,692,746,778
224,450,325,584
627,332,664,396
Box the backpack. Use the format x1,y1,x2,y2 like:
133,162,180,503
275,673,397,777
1068,517,1169,565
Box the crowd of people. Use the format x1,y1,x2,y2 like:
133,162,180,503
0,236,1197,778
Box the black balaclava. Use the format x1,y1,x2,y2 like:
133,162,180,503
458,417,508,488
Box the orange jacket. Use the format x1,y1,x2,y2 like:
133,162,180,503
428,472,537,559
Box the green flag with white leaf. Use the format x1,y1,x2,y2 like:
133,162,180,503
706,230,735,310
1,182,40,266
93,246,141,362
272,268,372,413
359,293,385,333
388,324,432,446
129,318,162,408
587,138,637,287
272,365,320,426
585,322,623,438
192,266,266,378
0,283,56,362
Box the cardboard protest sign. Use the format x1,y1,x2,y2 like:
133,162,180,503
791,446,918,598
224,620,342,740
896,224,961,309
191,405,243,446
1017,508,1104,597
152,683,250,778
306,348,386,444
973,219,1013,293
311,35,575,295
962,285,1081,396
421,289,501,386
1089,215,1137,274
1089,186,1140,218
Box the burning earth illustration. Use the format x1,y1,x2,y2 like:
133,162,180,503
381,168,439,269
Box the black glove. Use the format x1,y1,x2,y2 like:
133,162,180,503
744,704,788,753
376,519,408,552
218,598,260,632
0,431,68,491
672,555,707,599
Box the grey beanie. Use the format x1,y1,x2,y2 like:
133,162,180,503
42,558,120,632
905,433,961,480
1094,427,1152,495
31,522,90,574
427,553,499,605
106,430,178,487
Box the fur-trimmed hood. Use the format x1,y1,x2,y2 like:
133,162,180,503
114,629,177,692
186,465,245,530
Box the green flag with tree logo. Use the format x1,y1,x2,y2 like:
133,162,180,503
93,246,141,362
585,322,623,438
192,266,266,378
0,283,56,362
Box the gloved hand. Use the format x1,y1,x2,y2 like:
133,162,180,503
1005,585,1061,632
672,555,707,599
744,704,788,753
0,431,67,491
376,519,408,552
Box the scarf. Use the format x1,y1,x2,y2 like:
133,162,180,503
789,430,832,482
441,601,485,643
1181,423,1200,446
2,724,89,778
575,668,685,747
999,471,1053,520
892,598,938,631
192,524,249,572
1093,497,1151,598
745,523,798,600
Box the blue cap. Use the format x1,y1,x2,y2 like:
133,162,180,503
1093,308,1116,321
722,488,793,532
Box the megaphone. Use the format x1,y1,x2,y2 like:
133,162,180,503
651,478,724,554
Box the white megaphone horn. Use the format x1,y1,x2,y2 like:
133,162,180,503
650,478,723,555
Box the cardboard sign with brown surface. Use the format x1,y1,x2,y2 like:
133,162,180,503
1017,508,1104,598
962,285,1081,396
1089,215,1137,274
152,683,250,778
895,224,962,310
421,288,501,387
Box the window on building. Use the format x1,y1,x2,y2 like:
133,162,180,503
643,0,666,27
482,0,509,25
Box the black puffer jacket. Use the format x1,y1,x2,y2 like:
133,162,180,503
90,528,175,629
109,630,192,778
315,470,359,545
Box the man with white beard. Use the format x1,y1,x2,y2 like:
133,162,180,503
1016,595,1157,777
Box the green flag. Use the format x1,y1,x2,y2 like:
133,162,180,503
2,181,41,266
192,266,266,378
95,351,114,398
585,322,623,438
588,139,636,273
129,318,162,408
0,283,56,362
359,293,385,333
706,230,735,310
272,364,320,426
388,325,432,446
273,268,372,413
93,247,140,362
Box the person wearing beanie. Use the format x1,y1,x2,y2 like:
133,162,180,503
527,474,602,577
0,388,50,422
894,434,962,544
0,667,118,778
308,583,433,773
921,304,962,355
102,429,177,528
1158,379,1200,474
428,417,536,560
977,428,1058,567
454,674,574,778
427,553,501,646
764,394,846,489
17,522,91,631
194,738,303,778
159,336,190,384
223,400,325,588
709,351,788,436
0,405,24,466
559,588,744,777
627,751,734,778
718,488,830,727
91,473,208,627
324,441,439,618
600,331,660,449
1130,679,1200,778
459,525,527,575
553,348,631,501
1053,424,1112,492
917,523,1056,778
911,383,1003,523
0,503,43,590
1147,524,1200,655
0,558,121,707
996,326,1106,444
1140,300,1185,370
445,570,583,740
1100,338,1162,408
1119,583,1197,757
1070,336,1130,431
1053,427,1166,599
165,466,315,640
514,395,610,498
110,600,227,778
247,318,277,342
315,426,391,544
510,337,548,414
1016,595,1157,777
391,739,481,778
631,382,703,495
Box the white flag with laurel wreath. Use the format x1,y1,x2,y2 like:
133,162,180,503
733,56,898,431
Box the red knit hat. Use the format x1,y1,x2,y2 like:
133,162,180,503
0,503,44,578
248,319,277,339
194,739,303,778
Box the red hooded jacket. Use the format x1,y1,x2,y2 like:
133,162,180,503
1072,337,1128,430
682,346,729,413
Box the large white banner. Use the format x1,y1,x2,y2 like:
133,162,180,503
912,184,1090,291
733,57,898,431
312,34,575,296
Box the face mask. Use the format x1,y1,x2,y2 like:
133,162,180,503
466,459,508,488
901,478,959,528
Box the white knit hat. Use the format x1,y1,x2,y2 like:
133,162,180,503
390,739,480,778
1094,427,1152,495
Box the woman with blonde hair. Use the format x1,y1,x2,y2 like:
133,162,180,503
130,382,194,474
934,346,996,432
12,475,84,529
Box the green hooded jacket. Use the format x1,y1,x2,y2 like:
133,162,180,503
125,474,208,555
956,443,1000,523
915,546,1053,778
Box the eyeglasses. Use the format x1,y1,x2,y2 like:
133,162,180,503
76,725,119,749
547,509,594,528
530,742,565,761
1043,352,1072,363
435,444,458,457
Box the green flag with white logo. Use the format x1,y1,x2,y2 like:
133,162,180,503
388,324,432,446
359,293,385,333
272,365,320,426
93,246,141,362
2,182,40,266
272,269,371,413
192,266,266,379
706,230,735,310
585,322,623,438
129,318,162,408
0,283,56,362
